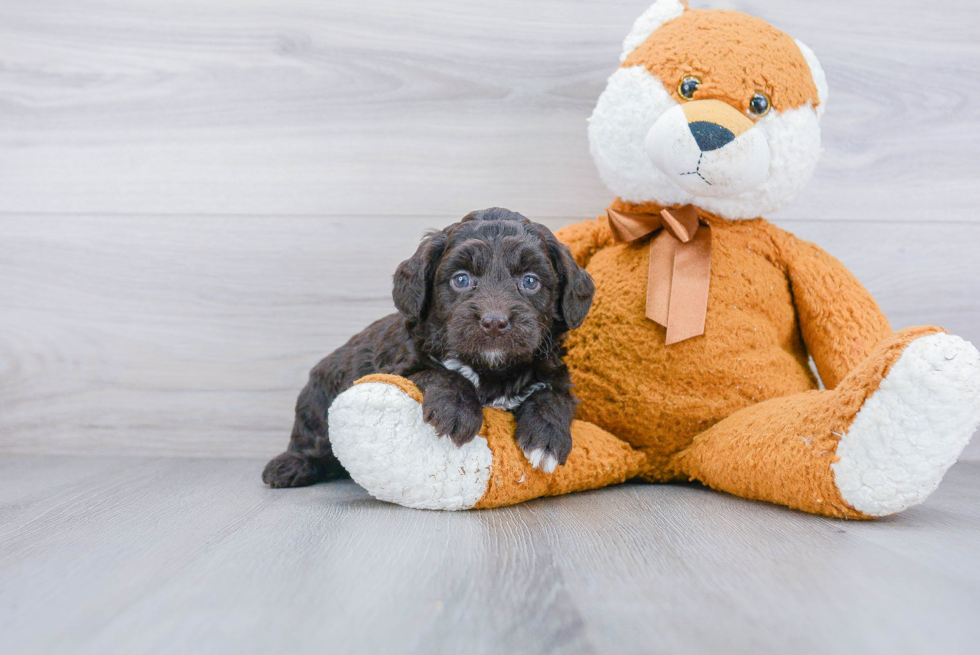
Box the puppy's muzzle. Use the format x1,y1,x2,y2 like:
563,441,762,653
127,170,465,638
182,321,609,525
645,99,770,198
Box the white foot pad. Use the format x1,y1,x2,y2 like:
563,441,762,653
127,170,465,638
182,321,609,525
833,333,980,516
329,382,493,510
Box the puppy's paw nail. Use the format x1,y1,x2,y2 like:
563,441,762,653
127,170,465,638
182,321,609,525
523,448,559,474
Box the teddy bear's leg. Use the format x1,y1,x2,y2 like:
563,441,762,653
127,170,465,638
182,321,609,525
672,326,980,518
328,374,646,510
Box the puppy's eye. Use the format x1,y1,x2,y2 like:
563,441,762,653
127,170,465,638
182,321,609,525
748,93,771,117
451,272,471,290
520,275,540,291
678,76,700,100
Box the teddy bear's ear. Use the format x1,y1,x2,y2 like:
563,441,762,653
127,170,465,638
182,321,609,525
795,39,829,118
619,0,688,63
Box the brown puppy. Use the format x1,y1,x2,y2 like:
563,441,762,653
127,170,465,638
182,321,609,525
262,208,595,488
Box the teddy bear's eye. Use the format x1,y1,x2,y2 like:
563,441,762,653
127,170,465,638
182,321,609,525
749,93,771,117
678,77,700,100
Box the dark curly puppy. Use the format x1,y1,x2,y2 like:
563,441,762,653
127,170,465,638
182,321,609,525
262,208,595,488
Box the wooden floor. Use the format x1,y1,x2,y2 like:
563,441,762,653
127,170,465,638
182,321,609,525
1,456,979,655
3,0,980,652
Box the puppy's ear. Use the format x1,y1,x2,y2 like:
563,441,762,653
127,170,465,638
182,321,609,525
532,226,595,330
553,242,595,330
392,229,448,322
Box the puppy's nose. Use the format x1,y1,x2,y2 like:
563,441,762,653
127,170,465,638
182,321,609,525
480,311,510,334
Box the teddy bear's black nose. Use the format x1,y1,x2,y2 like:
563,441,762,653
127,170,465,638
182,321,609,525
689,121,736,152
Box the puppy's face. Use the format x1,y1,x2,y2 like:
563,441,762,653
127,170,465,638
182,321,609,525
432,225,556,368
393,208,595,370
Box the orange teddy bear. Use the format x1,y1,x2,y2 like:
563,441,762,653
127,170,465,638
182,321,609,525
327,1,980,519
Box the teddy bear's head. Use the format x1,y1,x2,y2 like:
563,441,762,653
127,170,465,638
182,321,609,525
589,0,828,219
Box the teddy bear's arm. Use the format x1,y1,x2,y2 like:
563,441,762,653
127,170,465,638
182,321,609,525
776,229,892,390
554,216,616,268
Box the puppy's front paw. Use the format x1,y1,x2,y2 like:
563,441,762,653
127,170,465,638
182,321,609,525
515,419,572,474
421,390,484,446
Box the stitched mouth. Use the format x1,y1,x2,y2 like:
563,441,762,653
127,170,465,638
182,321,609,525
679,153,711,185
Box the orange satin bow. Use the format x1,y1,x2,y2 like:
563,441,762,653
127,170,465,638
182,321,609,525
606,203,712,345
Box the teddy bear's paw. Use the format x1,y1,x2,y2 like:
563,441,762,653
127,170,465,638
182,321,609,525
328,380,493,510
832,333,980,517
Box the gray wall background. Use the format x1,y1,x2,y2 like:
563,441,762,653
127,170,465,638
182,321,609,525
1,0,978,460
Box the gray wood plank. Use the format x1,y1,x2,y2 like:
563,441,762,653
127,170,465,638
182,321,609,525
1,456,978,655
0,0,978,221
535,466,980,655
2,215,978,459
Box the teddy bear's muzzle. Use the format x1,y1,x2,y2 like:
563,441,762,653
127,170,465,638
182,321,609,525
645,99,770,198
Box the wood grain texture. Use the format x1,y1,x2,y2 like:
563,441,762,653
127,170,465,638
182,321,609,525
1,215,978,459
1,456,979,655
2,3,978,651
0,0,978,220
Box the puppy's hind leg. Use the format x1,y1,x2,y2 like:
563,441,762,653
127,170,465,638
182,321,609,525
262,376,349,488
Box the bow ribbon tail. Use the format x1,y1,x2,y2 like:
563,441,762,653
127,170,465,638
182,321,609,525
645,231,675,327
646,223,712,345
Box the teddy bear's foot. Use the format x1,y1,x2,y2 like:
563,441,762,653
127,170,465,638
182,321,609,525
329,374,646,510
672,327,980,519
832,332,980,516
328,375,494,510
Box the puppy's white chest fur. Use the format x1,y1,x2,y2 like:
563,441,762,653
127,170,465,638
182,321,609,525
441,358,548,411
441,358,481,387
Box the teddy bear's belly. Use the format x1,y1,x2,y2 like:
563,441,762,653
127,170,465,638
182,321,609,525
564,236,817,475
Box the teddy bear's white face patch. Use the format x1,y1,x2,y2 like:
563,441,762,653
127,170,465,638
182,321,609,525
589,65,823,219
588,66,690,207
644,102,771,198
